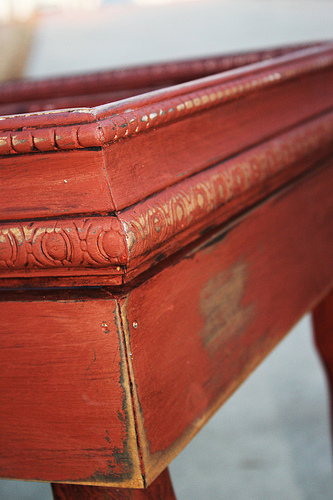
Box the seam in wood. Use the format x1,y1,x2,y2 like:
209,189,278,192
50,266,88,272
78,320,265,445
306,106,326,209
116,299,147,488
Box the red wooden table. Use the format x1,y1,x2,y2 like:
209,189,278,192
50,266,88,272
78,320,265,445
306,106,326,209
0,43,332,499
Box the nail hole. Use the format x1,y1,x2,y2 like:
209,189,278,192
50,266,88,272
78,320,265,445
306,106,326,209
101,322,110,334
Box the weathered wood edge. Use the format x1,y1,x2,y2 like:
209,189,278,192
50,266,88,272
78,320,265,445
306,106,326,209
118,297,150,486
0,44,332,155
51,467,176,497
115,300,147,488
0,110,332,284
113,303,146,489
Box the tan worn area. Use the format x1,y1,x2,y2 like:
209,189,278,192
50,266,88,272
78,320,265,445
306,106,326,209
0,21,35,81
199,262,253,353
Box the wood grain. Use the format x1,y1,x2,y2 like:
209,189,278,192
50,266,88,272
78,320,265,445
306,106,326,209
0,43,333,492
119,111,333,279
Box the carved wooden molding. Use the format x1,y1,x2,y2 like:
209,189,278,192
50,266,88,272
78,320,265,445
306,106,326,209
1,110,332,281
0,217,127,272
119,110,333,263
0,44,332,155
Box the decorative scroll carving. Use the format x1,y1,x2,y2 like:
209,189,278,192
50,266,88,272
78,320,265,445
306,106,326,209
0,45,332,155
0,217,127,271
119,111,333,261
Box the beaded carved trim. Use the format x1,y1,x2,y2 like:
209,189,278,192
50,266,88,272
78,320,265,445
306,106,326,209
0,45,332,155
0,217,127,272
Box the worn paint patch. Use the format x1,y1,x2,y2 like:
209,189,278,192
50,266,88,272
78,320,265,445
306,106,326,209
200,262,253,354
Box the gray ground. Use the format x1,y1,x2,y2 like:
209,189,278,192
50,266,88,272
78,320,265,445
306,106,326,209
1,1,333,498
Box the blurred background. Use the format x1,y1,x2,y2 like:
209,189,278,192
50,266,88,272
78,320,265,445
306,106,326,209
0,0,332,498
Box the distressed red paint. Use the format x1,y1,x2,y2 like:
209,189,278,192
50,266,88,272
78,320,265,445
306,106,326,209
0,44,332,499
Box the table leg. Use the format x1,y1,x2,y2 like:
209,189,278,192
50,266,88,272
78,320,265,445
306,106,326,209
313,288,333,444
51,468,177,499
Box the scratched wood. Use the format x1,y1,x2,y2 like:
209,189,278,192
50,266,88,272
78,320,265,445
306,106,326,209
0,298,143,487
118,110,333,282
119,162,333,484
51,468,176,499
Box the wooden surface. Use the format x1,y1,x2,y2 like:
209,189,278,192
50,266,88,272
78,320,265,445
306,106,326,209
0,297,143,486
0,42,332,492
2,161,332,486
0,148,115,220
1,111,333,288
1,44,332,157
52,468,176,499
0,44,333,288
120,161,333,484
103,59,333,211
